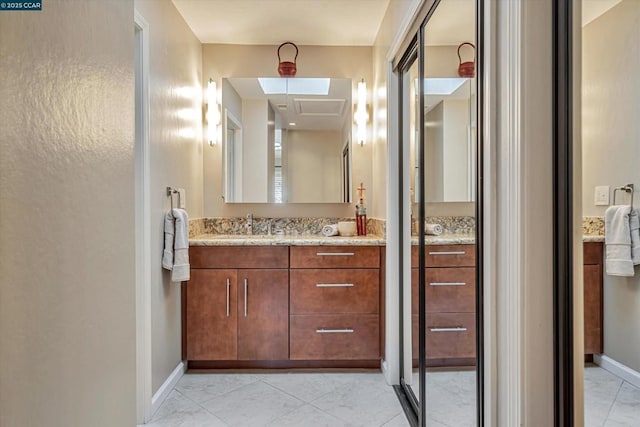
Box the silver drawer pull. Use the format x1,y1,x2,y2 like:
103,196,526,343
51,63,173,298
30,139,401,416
226,278,230,317
429,282,466,287
429,327,468,332
428,251,466,256
244,278,248,317
316,328,354,334
316,283,354,288
316,252,355,256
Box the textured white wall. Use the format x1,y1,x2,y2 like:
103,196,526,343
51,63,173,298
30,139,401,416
583,0,640,372
0,1,136,425
134,0,204,394
202,44,373,217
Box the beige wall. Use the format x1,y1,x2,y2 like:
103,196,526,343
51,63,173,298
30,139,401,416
241,99,269,202
287,130,343,203
583,0,640,372
0,1,136,426
203,44,372,217
443,99,470,201
134,0,204,394
372,0,414,219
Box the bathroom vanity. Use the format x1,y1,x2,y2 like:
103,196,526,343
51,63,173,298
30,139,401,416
184,242,385,369
412,244,477,367
584,241,604,357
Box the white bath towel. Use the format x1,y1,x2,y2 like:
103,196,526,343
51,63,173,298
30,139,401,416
171,208,190,282
322,224,339,237
162,210,175,270
630,209,640,265
425,223,443,236
605,205,634,277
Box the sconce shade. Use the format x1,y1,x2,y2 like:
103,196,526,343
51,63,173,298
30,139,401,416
457,42,475,78
207,79,220,145
355,79,368,145
277,42,298,77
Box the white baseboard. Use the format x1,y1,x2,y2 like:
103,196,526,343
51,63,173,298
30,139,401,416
147,361,186,422
594,354,640,389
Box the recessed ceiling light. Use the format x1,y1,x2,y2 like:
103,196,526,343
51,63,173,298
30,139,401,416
288,122,296,126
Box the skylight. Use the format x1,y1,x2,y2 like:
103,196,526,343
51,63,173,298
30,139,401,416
258,78,330,95
414,78,468,95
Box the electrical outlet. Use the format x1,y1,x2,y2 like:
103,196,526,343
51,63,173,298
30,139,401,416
594,185,610,206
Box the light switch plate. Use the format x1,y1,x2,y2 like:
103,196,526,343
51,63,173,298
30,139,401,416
595,185,610,206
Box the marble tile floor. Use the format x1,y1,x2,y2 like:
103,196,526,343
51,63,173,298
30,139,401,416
140,366,640,427
584,365,640,427
142,371,410,427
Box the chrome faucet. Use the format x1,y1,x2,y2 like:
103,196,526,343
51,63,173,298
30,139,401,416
267,220,272,236
246,213,253,235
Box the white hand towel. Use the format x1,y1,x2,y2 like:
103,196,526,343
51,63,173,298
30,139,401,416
171,208,190,282
425,223,443,236
322,224,339,237
630,209,640,265
162,210,175,271
605,205,634,276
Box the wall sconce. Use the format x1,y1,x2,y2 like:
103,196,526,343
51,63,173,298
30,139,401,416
206,78,221,145
354,79,368,146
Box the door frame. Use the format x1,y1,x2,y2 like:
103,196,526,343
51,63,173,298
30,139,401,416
134,9,153,424
552,0,576,425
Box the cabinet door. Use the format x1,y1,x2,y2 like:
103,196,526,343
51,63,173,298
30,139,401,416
237,269,289,360
584,264,603,354
186,269,237,360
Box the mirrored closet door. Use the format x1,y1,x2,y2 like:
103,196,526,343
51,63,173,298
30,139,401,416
396,0,481,425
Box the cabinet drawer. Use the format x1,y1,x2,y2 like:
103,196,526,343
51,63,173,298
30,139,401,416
290,246,380,269
413,245,475,267
290,269,379,314
425,313,476,359
290,314,379,360
412,268,476,314
190,246,289,269
584,242,603,265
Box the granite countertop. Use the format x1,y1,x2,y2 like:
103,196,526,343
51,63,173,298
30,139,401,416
191,233,604,246
411,234,475,245
190,234,386,246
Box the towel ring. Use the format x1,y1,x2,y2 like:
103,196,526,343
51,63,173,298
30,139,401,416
166,186,181,210
613,184,634,208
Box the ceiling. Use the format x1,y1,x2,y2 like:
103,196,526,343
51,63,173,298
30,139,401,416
226,77,352,130
171,0,391,45
424,0,475,46
582,0,623,26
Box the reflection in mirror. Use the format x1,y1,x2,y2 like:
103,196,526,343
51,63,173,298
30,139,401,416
413,77,476,202
221,77,352,204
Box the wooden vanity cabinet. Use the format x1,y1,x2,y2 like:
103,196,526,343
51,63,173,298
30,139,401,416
289,246,382,362
584,242,603,356
412,244,476,366
185,246,289,361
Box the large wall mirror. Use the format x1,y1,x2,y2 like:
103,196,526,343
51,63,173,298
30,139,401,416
221,77,352,204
